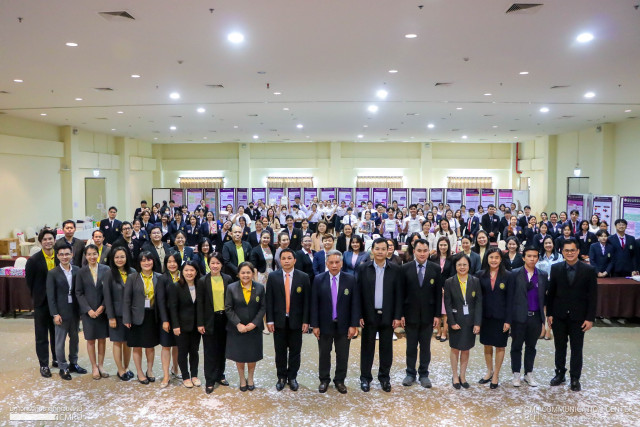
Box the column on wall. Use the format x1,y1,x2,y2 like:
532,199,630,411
115,137,131,218
60,126,82,219
591,124,614,194
419,142,433,187
329,142,341,187
238,143,251,187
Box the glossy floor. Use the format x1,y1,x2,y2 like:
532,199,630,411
0,317,638,426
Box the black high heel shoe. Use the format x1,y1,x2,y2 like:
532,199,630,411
137,376,149,385
459,376,470,389
490,382,499,389
239,377,248,392
452,377,461,390
479,372,493,384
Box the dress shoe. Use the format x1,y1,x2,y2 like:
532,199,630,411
125,370,135,380
117,371,131,381
419,377,432,388
440,337,447,342
319,382,329,393
570,378,581,392
479,372,493,384
402,375,416,386
146,371,156,382
137,376,149,385
69,364,87,374
40,366,52,378
288,379,299,391
247,382,255,391
59,369,72,381
550,373,566,386
381,381,392,392
275,378,286,391
360,380,371,392
52,360,59,368
452,377,461,390
459,377,469,389
335,383,347,394
206,386,215,394
490,382,499,390
239,384,248,392
217,379,229,386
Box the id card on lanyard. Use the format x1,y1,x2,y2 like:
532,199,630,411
145,298,151,308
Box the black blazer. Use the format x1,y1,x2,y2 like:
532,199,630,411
429,255,454,279
283,227,303,251
100,218,122,245
549,222,564,239
196,273,233,334
169,281,198,332
247,231,262,248
357,260,402,325
443,275,483,327
184,224,202,247
75,264,110,314
530,233,550,251
400,260,442,324
463,216,480,239
172,246,194,263
123,272,169,326
222,240,253,277
503,252,524,271
249,245,276,273
576,232,596,258
81,245,111,266
239,226,251,242
518,215,533,230
53,237,86,267
265,269,311,329
335,234,353,253
589,242,613,274
547,261,597,322
26,250,59,308
224,281,266,331
475,270,513,322
295,249,315,284
140,241,172,273
607,234,636,274
103,267,137,319
342,251,370,277
46,265,80,320
481,214,501,241
310,271,360,335
509,267,547,324
112,237,141,264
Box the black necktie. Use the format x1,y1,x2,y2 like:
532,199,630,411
567,264,576,285
418,264,424,287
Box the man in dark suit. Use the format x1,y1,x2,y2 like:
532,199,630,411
498,209,513,237
358,238,402,392
141,226,171,273
607,219,639,277
463,208,480,239
266,248,311,391
53,220,86,267
311,250,360,394
247,220,266,248
246,202,261,222
133,200,148,220
564,210,580,236
25,229,59,377
549,212,563,238
283,215,303,251
547,239,598,392
589,230,614,277
518,205,533,229
400,239,441,388
112,221,141,263
509,246,547,388
481,204,501,243
295,235,315,284
222,225,253,277
312,235,334,276
46,245,87,380
99,206,122,245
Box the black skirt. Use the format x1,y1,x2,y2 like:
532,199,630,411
479,317,509,348
159,326,176,347
108,315,128,343
81,312,109,340
127,309,159,348
225,328,263,363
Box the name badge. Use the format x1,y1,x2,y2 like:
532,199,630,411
145,298,151,308
463,304,469,316
68,295,73,304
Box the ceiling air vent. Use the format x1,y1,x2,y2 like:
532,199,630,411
506,3,543,14
551,85,570,89
99,11,135,21
435,82,452,87
0,90,9,94
206,84,224,89
94,87,114,91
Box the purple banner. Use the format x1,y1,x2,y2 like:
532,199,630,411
446,188,463,211
236,188,248,208
430,188,444,204
592,196,613,233
251,188,266,204
372,188,388,206
219,188,235,210
186,189,203,212
268,188,285,206
303,188,317,206
411,188,427,205
288,188,301,204
465,189,480,209
622,197,640,239
481,188,496,207
171,189,184,207
355,188,370,206
566,194,585,221
338,188,352,204
498,189,513,207
204,189,217,213
321,187,336,201
390,188,408,208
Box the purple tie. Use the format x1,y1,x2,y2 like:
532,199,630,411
331,276,338,320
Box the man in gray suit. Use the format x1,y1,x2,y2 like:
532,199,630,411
46,246,87,380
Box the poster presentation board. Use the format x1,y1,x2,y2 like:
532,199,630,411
566,194,588,221
446,188,463,211
372,188,388,206
592,195,617,233
411,188,427,205
304,188,318,206
268,188,285,206
152,188,171,207
219,188,236,210
236,188,248,208
186,189,203,212
338,188,353,205
498,189,513,207
430,188,444,204
621,197,640,239
288,188,301,205
204,189,217,213
321,187,336,201
251,188,266,204
481,188,496,207
355,188,370,206
465,189,480,210
171,189,184,207
389,188,408,208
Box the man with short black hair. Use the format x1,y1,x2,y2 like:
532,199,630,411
284,215,303,251
295,235,315,284
607,219,639,277
481,204,501,243
54,220,86,266
518,205,533,229
312,235,335,276
100,206,122,245
134,200,147,221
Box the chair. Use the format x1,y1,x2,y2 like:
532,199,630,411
18,233,36,256
497,240,506,251
13,257,27,269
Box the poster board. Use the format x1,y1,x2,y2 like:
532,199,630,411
268,188,285,206
321,187,336,201
372,188,388,206
512,190,530,211
338,188,353,204
430,188,444,204
355,188,370,206
621,197,640,239
304,188,318,206
288,188,302,205
465,189,480,210
498,189,513,207
592,195,617,233
566,194,589,221
219,188,236,210
204,189,217,214
186,189,203,212
446,188,463,211
170,189,184,207
411,188,427,205
236,188,248,208
152,188,171,207
481,188,496,207
389,188,408,208
251,188,266,204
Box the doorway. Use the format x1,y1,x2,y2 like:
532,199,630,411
567,177,589,195
85,178,106,220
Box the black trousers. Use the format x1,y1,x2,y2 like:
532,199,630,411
273,318,303,380
176,329,201,379
510,313,543,374
34,304,56,367
552,317,585,380
405,322,432,378
334,216,344,232
203,313,227,387
318,321,351,384
360,313,393,382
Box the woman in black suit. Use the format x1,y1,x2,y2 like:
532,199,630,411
523,216,539,245
193,237,213,275
169,260,202,388
444,252,482,389
503,236,524,271
131,218,149,244
197,252,232,393
576,219,596,261
336,224,354,253
341,235,370,277
201,211,221,251
431,236,454,342
472,230,491,266
172,230,194,264
238,216,252,242
531,222,551,251
103,247,136,381
248,231,275,334
123,251,166,384
76,244,110,380
225,262,266,391
554,224,573,252
476,248,512,389
185,215,202,247
160,252,182,386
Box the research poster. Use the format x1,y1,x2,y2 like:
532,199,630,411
321,187,336,201
622,197,640,238
204,190,217,212
219,188,236,210
465,189,480,209
498,189,513,207
390,188,408,208
170,189,184,207
411,188,427,205
251,188,266,204
338,188,352,204
236,188,248,208
373,188,388,206
430,188,444,204
355,188,370,206
592,196,614,233
186,189,202,212
481,188,496,207
446,188,463,211
304,188,318,206
288,187,301,204
566,194,586,221
268,188,284,206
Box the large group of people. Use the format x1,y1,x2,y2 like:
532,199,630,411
26,195,638,394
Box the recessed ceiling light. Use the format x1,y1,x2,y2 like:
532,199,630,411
75,97,83,101
513,136,518,139
13,79,23,83
584,91,595,98
462,135,468,139
367,105,379,113
40,113,47,116
169,126,177,130
65,42,78,47
131,74,141,78
273,92,281,95
283,107,290,111
492,125,498,128
197,107,206,113
363,125,368,128
405,34,417,39
169,92,180,100
203,137,208,139
625,109,632,113
233,125,239,129
576,32,594,43
111,128,116,131
253,135,259,139
376,89,388,99
388,69,398,74
228,32,244,43
484,93,492,96
296,124,304,129
117,111,124,114
519,71,529,75
539,107,550,113
154,137,158,140
427,123,435,129
456,107,463,110
357,134,364,139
